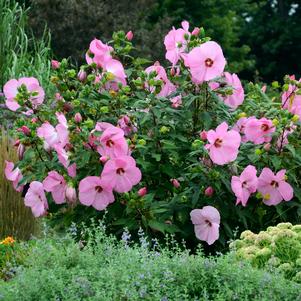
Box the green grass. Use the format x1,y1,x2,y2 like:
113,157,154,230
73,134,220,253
0,0,51,88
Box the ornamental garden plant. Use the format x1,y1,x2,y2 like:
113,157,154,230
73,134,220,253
2,21,301,250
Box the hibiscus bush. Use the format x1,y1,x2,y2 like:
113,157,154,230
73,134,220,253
2,21,301,249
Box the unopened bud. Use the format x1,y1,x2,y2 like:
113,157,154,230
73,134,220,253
77,70,87,82
171,178,180,188
192,27,200,36
51,60,60,69
199,130,207,141
125,30,133,41
138,187,147,197
17,144,25,160
204,186,214,197
18,125,30,136
74,113,82,123
66,186,77,203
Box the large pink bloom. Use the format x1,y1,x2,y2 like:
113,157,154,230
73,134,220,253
145,62,176,97
86,38,113,67
43,171,67,204
101,156,142,193
103,58,127,88
232,117,255,143
4,161,23,192
190,206,220,245
231,165,258,206
78,176,114,210
244,117,275,144
257,168,294,206
37,112,69,149
205,122,241,165
185,41,226,84
281,84,301,121
3,77,45,111
96,126,128,159
164,30,186,65
210,72,244,109
24,181,48,217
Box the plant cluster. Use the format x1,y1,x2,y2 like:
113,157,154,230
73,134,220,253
230,222,301,282
0,224,300,301
2,21,301,249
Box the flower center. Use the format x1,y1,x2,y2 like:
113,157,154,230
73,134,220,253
106,139,114,147
270,180,279,188
214,138,223,148
242,181,248,188
116,168,125,175
261,124,269,132
205,219,212,227
95,186,103,193
205,58,214,67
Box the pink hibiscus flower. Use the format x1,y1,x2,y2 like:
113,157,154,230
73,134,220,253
145,62,176,97
231,165,258,206
257,168,294,206
281,84,301,121
96,126,128,159
210,72,244,109
4,161,23,192
101,156,142,193
78,176,114,210
185,41,226,84
103,58,127,88
232,117,255,143
117,115,137,136
37,112,69,150
3,77,45,111
170,95,182,108
205,122,241,165
43,171,67,204
244,117,275,144
24,181,48,217
85,38,113,67
190,206,221,245
164,26,187,65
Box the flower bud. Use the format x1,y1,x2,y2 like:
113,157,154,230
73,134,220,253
125,30,134,41
17,144,25,160
63,102,73,112
14,139,20,147
292,114,299,123
204,186,214,197
171,178,180,188
138,187,147,197
18,125,30,136
31,117,38,123
192,27,200,36
51,60,60,69
199,130,207,141
55,93,63,101
272,118,279,126
77,69,87,82
74,113,82,123
263,143,271,151
66,186,77,203
100,156,109,164
238,112,247,119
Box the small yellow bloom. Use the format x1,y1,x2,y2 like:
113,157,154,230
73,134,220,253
263,193,270,200
0,236,15,245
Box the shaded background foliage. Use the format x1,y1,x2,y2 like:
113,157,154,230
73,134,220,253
23,0,301,82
